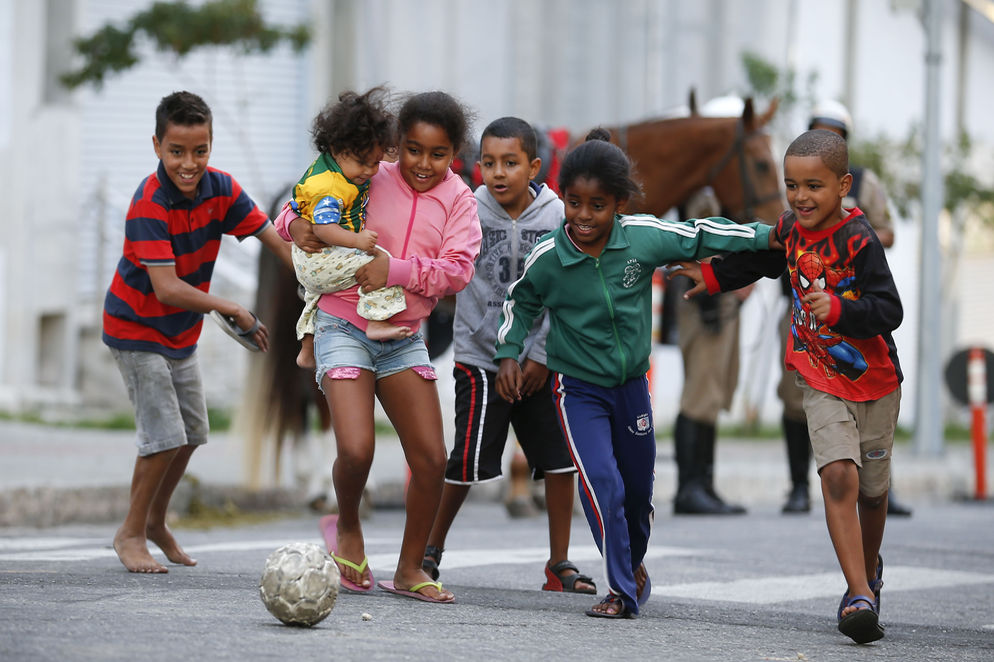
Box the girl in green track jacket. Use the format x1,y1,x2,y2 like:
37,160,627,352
494,129,778,619
494,138,776,391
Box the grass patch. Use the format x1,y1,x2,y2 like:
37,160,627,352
172,499,291,530
0,407,234,431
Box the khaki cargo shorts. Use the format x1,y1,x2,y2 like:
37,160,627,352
796,374,901,497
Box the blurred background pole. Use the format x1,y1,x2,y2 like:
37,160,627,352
915,0,945,457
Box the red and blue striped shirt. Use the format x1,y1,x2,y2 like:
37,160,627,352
102,162,269,358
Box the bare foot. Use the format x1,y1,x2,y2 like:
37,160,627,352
635,563,647,600
113,529,167,574
296,337,316,370
146,523,197,566
365,320,412,342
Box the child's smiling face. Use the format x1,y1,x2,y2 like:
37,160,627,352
783,154,852,233
398,121,455,193
563,176,625,257
153,122,212,199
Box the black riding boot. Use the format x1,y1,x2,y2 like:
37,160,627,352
887,488,913,517
674,414,743,515
781,415,811,513
699,420,747,515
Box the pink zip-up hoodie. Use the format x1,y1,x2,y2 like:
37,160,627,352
276,160,482,333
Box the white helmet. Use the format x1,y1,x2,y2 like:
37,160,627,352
699,95,745,118
809,100,853,139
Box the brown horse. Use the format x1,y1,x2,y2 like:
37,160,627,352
606,95,782,223
239,96,783,494
235,189,332,495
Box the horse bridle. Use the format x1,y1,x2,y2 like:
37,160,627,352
704,119,781,221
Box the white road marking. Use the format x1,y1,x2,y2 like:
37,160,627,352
0,537,106,551
4,537,993,607
366,544,697,572
0,537,397,562
656,567,994,604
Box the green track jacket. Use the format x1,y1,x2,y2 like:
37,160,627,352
494,214,772,388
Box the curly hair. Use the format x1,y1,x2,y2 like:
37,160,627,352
311,86,396,160
397,91,475,154
557,128,641,201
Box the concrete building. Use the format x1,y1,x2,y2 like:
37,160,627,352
1,0,992,431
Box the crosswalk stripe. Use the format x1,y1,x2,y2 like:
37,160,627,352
0,537,396,562
655,567,994,604
4,537,993,608
0,537,106,551
366,544,696,572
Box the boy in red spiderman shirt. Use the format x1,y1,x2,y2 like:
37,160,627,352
669,129,901,644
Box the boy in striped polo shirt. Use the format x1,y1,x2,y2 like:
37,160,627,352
103,91,291,574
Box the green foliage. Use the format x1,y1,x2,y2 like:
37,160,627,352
740,51,780,98
61,0,310,89
851,127,994,225
740,51,818,137
740,51,993,227
739,50,818,117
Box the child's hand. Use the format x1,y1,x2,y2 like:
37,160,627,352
235,307,270,352
801,280,832,323
519,359,549,398
666,261,707,299
768,231,784,251
496,358,524,403
355,229,378,254
288,217,326,253
354,250,389,293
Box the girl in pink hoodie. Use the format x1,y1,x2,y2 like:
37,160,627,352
278,91,481,603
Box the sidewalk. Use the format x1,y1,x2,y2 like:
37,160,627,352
0,419,988,528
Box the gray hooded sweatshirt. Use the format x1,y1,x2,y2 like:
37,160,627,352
453,181,564,371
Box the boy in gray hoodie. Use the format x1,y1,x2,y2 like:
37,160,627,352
423,117,595,594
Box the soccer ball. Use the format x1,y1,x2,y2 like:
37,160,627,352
259,542,340,626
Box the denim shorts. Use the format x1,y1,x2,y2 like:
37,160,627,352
110,348,209,456
312,310,436,390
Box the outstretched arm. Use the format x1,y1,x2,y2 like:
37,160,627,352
147,265,270,351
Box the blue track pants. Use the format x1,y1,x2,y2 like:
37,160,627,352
552,372,655,614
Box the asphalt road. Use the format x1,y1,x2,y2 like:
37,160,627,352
2,500,993,661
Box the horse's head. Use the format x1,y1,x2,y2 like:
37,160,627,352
607,99,783,223
706,97,784,225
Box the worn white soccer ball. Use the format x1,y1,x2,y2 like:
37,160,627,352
259,542,340,626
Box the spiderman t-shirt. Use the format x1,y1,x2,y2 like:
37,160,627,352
700,207,903,402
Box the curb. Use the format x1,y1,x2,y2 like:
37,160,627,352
0,483,306,529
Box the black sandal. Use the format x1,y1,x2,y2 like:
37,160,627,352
543,560,597,594
422,545,443,581
585,594,634,619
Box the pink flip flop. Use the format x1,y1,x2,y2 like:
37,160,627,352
318,515,374,593
377,580,455,603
